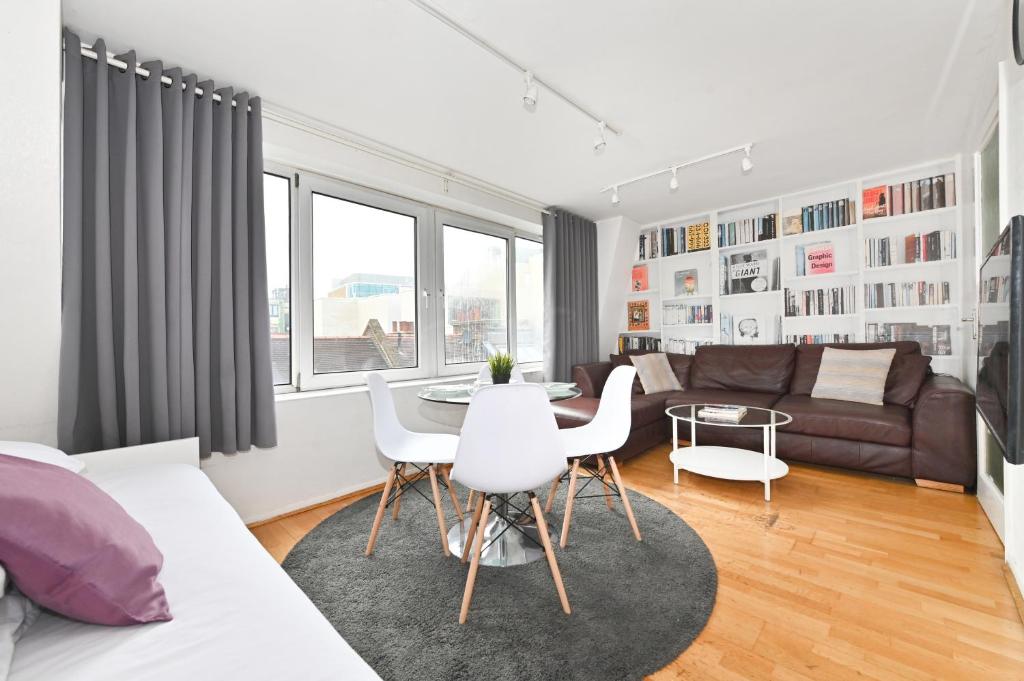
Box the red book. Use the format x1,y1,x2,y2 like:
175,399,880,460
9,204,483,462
631,264,649,292
862,185,888,219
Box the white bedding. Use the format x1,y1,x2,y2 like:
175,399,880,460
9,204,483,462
9,464,381,681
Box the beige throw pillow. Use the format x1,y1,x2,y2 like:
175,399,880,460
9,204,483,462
811,347,896,405
630,353,683,394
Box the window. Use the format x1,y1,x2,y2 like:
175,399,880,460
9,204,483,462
442,225,508,364
263,173,291,385
269,168,542,390
515,238,544,363
311,192,418,374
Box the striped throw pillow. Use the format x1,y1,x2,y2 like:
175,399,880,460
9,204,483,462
811,347,896,405
630,353,683,394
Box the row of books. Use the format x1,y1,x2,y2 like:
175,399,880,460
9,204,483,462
663,303,713,326
793,241,835,276
864,230,957,268
697,405,747,423
864,281,951,308
636,222,712,260
865,322,952,356
664,338,714,355
782,199,856,235
719,251,781,295
982,275,1010,303
783,285,856,317
717,213,778,247
618,334,661,353
785,333,854,345
863,174,956,219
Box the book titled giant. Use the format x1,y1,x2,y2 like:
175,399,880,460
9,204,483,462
726,250,770,294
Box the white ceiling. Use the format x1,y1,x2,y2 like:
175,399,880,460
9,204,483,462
64,0,1005,225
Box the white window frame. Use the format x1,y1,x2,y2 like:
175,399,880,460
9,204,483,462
265,163,543,391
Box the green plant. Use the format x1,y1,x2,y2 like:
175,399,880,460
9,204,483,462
487,352,515,384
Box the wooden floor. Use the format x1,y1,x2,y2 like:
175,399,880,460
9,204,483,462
252,444,1024,680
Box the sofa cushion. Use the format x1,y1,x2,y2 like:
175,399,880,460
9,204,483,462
885,353,932,407
664,388,782,411
551,393,668,429
689,344,795,394
790,341,921,398
611,352,692,394
811,347,897,405
631,353,683,394
774,395,911,447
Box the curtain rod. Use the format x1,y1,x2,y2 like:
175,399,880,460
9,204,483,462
69,41,251,111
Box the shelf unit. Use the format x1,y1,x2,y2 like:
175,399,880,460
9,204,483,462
620,155,966,378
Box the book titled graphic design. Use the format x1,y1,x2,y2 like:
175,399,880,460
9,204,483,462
627,300,650,331
631,264,649,292
674,268,699,296
803,241,835,275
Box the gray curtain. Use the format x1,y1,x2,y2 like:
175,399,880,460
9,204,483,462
543,208,600,382
59,30,277,456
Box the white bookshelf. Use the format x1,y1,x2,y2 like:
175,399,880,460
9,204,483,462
620,155,967,378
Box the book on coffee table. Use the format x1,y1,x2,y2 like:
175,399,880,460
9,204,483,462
697,406,748,423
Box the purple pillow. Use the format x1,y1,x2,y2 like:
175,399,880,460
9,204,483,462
0,453,171,626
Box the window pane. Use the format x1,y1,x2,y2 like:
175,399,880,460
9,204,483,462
264,173,291,385
443,226,508,364
515,238,544,363
312,193,417,373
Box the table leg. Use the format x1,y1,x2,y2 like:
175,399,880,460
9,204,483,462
672,417,679,486
762,425,770,502
690,404,696,447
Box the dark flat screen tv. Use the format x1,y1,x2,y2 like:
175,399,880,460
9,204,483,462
977,216,1024,464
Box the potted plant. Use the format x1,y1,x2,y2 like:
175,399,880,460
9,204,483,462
487,352,515,384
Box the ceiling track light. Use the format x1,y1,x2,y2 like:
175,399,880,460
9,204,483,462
593,121,607,154
522,70,538,111
599,143,755,206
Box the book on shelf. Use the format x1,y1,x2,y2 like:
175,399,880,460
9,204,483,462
784,284,856,317
785,198,855,235
793,241,835,276
862,173,956,220
864,280,951,308
864,230,956,268
720,249,779,294
665,338,714,354
627,300,651,331
618,334,661,353
785,333,854,345
663,302,713,326
674,268,699,296
717,212,777,247
637,221,711,260
631,264,649,292
982,274,1010,303
733,313,768,344
865,322,952,355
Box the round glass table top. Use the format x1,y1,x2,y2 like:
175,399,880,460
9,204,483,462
665,403,793,428
417,382,582,404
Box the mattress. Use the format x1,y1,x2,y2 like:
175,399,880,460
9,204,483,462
9,464,381,681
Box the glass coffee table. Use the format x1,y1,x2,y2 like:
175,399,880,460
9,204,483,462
665,404,792,501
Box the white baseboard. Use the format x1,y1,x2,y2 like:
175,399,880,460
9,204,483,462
978,471,1005,542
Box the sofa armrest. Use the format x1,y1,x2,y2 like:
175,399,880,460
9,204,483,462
911,375,977,487
572,362,614,398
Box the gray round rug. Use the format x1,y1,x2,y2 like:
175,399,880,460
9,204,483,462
283,483,717,681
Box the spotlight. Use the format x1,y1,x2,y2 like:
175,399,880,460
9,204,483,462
593,121,607,154
522,71,538,111
669,167,679,191
611,186,620,205
740,145,753,173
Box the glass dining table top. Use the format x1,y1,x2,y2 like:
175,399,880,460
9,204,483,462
417,382,582,404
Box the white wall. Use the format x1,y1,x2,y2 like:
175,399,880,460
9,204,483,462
596,216,639,357
0,1,61,444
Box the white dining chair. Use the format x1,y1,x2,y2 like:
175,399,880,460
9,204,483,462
364,373,464,558
545,365,642,547
451,383,571,624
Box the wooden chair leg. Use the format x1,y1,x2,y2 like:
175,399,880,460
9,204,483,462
465,489,477,514
596,455,614,510
530,494,571,615
462,493,486,564
391,463,407,521
459,499,491,624
560,459,581,548
441,466,465,521
427,465,451,557
365,465,398,556
544,474,561,513
607,456,641,541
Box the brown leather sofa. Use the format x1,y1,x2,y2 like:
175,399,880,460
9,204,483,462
552,342,977,489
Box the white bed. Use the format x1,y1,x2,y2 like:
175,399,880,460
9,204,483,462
9,462,381,681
